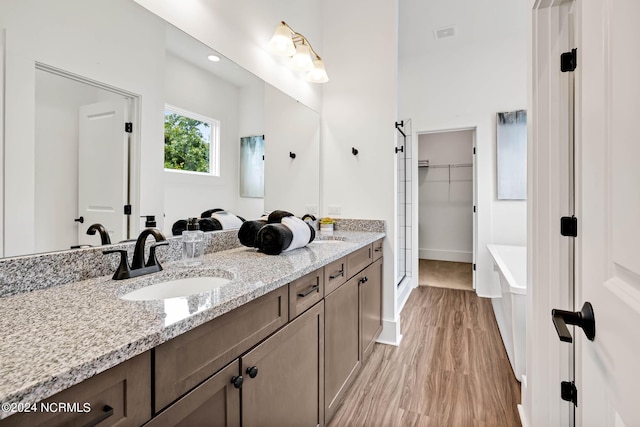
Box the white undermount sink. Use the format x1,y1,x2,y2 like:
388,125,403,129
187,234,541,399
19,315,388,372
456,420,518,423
119,276,232,301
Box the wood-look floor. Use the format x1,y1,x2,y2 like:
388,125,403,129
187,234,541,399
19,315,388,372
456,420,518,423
418,259,474,291
328,286,521,427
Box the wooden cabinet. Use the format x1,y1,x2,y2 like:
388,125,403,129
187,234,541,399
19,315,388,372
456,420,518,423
240,301,324,427
324,274,360,423
324,256,347,295
145,360,240,427
372,238,383,262
154,286,287,411
289,268,324,320
0,352,151,427
346,244,372,279
2,239,383,427
359,258,383,363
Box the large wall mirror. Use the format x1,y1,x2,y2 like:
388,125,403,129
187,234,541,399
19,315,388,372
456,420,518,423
0,0,320,258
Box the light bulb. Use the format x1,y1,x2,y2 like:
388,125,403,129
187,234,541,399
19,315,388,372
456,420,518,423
290,43,313,72
267,23,295,56
306,59,329,83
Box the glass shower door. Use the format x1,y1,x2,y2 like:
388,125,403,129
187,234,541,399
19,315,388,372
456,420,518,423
396,119,411,285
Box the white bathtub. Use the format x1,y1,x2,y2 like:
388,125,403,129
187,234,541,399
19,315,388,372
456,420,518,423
487,244,526,382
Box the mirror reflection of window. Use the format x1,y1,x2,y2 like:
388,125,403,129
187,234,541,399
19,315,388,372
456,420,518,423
164,105,220,176
240,135,265,198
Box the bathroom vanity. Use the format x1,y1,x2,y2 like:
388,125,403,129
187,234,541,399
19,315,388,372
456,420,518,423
0,231,384,426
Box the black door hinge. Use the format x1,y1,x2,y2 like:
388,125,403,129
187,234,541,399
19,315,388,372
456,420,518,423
124,205,132,215
473,147,476,155
473,263,476,271
561,216,577,237
561,48,577,72
473,205,477,213
125,122,133,133
561,381,578,406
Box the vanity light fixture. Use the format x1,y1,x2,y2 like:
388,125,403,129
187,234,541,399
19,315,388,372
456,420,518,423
267,21,329,83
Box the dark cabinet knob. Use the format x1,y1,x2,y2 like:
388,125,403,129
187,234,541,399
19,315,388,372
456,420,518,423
74,216,85,224
231,375,244,389
552,302,596,343
246,366,259,378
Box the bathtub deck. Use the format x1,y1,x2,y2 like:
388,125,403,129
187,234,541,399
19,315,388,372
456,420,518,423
328,286,522,427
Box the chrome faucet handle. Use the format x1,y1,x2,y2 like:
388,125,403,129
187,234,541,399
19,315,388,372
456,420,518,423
103,249,131,280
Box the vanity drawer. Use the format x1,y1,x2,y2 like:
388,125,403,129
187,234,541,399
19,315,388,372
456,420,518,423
346,244,372,279
0,352,151,427
154,286,288,412
324,256,347,295
372,238,383,261
289,268,324,321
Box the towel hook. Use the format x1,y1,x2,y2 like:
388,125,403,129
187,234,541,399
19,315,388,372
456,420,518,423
352,147,359,156
289,152,296,159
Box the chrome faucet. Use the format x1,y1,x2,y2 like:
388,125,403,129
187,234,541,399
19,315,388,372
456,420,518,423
87,223,111,245
103,228,169,280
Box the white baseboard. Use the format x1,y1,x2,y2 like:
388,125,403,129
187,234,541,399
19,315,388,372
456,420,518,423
377,319,402,346
419,249,473,263
517,405,528,427
397,276,414,314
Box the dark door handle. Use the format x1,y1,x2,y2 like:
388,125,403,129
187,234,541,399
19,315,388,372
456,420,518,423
82,405,114,427
329,269,344,279
246,366,258,378
552,302,595,343
74,216,85,224
297,284,319,298
231,375,244,389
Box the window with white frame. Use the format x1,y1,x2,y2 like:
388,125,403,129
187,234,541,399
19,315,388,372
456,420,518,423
164,105,220,176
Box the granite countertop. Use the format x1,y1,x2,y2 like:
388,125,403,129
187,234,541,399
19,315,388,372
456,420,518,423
0,230,384,418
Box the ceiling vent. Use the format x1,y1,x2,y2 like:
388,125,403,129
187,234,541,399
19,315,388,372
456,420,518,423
433,25,456,40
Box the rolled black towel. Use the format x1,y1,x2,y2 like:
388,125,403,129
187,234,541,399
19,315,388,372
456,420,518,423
267,210,294,223
256,223,294,255
172,219,188,236
200,208,225,218
238,219,268,248
198,217,223,232
255,216,315,255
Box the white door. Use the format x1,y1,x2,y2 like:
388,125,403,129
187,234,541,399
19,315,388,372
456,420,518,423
575,0,640,425
77,101,129,246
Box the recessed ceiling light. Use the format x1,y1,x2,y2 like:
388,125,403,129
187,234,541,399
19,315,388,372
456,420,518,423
207,55,220,62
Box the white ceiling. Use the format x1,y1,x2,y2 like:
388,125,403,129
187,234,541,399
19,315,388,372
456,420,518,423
398,0,527,58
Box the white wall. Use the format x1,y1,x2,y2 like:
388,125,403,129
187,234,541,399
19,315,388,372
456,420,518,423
134,0,322,113
400,20,528,296
264,85,320,217
418,130,473,262
236,84,266,218
320,0,400,343
34,70,125,252
1,0,166,256
163,51,245,234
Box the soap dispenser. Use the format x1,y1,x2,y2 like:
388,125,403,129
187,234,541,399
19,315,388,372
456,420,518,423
182,218,204,266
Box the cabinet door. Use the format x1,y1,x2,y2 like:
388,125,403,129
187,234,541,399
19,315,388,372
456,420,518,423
0,352,150,427
324,275,360,424
241,301,324,427
155,286,287,411
360,258,383,363
145,360,240,427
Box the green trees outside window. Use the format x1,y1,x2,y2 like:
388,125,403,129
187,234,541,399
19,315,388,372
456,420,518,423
164,109,217,174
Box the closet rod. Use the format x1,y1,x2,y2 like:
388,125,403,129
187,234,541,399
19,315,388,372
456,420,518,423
421,162,472,169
